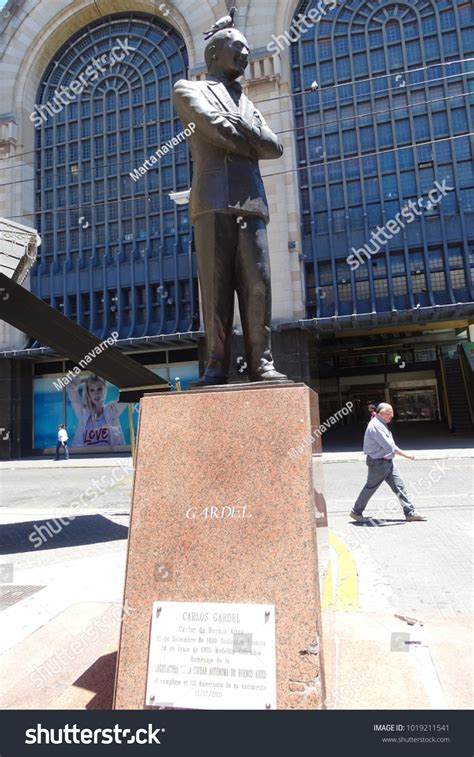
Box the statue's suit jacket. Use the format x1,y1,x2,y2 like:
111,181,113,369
172,75,283,224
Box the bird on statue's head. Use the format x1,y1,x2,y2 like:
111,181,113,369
203,6,238,41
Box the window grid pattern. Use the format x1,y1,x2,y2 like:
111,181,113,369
294,0,474,318
33,13,197,339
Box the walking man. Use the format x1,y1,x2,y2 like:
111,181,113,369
55,424,69,460
350,403,426,522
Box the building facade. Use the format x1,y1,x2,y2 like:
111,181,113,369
285,0,474,427
0,0,473,457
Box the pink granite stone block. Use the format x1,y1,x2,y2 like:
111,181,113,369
114,383,325,709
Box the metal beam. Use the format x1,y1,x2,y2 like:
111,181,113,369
0,272,169,391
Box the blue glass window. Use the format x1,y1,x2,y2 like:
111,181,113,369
354,53,369,75
396,120,411,144
371,49,386,71
290,0,473,318
360,126,375,150
406,40,422,64
433,112,449,136
365,178,379,201
378,123,393,147
461,28,474,53
352,35,365,51
330,184,345,207
326,134,340,157
451,108,468,134
320,61,334,84
367,203,382,227
440,10,455,29
424,36,440,59
387,45,403,68
386,22,401,42
414,116,430,140
347,181,362,204
461,189,474,212
379,152,396,172
343,130,358,154
34,12,193,337
336,57,351,80
422,17,437,34
362,155,378,175
454,137,472,160
443,32,459,55
401,172,416,196
458,4,474,24
398,147,415,168
349,206,364,229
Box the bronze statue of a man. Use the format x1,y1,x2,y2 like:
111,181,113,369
172,24,288,386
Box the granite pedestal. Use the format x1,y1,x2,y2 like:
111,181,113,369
114,383,325,709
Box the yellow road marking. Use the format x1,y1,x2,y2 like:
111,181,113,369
322,531,360,611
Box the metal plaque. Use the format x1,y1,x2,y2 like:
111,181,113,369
145,601,277,710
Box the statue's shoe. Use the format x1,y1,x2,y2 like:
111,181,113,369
249,369,289,382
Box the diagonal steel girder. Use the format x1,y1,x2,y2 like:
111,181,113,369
0,272,169,392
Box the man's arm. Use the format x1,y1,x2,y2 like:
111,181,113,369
251,107,284,159
226,110,283,160
173,80,258,158
371,423,415,460
395,448,415,460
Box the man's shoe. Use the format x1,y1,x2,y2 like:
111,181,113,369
405,512,427,521
349,510,366,522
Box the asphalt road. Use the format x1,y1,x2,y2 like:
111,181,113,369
1,457,472,622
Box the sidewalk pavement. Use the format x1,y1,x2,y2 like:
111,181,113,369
0,446,471,469
0,451,471,710
0,456,134,469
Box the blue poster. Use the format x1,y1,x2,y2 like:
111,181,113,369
33,362,199,449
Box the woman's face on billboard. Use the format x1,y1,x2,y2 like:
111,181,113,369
87,381,106,405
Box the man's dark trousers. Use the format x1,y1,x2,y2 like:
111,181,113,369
193,213,272,381
353,457,415,516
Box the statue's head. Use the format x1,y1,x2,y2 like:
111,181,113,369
205,28,250,80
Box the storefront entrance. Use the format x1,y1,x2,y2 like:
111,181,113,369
391,388,440,422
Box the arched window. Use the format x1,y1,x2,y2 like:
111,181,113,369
33,13,198,338
291,0,474,318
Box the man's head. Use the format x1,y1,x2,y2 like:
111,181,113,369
205,28,250,80
376,403,394,423
58,424,64,429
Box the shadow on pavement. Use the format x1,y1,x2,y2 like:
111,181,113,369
77,651,117,710
0,515,128,555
